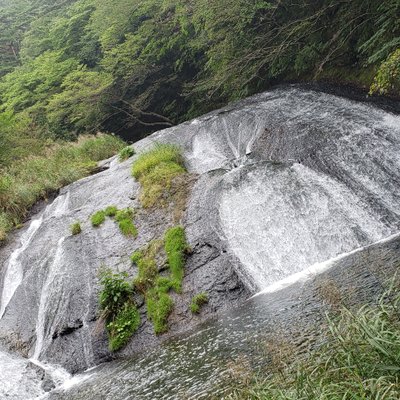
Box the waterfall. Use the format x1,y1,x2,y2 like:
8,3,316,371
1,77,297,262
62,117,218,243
0,217,43,319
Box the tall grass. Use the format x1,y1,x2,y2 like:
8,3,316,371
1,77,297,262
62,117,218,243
0,134,124,241
230,286,400,400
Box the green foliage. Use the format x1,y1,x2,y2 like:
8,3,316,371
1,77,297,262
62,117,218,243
0,134,124,241
119,146,135,161
104,205,118,217
118,219,138,237
0,0,398,148
132,228,188,334
107,302,140,352
230,287,400,399
70,221,82,235
370,49,400,95
132,143,186,208
190,292,208,314
99,269,140,351
91,210,106,227
164,226,188,293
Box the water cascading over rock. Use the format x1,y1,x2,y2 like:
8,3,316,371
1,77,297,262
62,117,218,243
0,87,399,392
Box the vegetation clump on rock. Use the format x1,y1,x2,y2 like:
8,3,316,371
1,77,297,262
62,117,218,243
132,144,186,208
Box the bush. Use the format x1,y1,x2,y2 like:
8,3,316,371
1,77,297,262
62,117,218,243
70,221,82,235
119,146,135,161
91,210,106,227
131,143,186,208
107,303,140,352
190,292,208,314
99,269,140,351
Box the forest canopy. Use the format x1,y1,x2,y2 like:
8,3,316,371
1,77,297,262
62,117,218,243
0,0,399,144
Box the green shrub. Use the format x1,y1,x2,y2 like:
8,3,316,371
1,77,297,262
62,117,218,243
70,221,82,235
104,205,118,217
91,210,106,227
119,146,135,161
99,269,140,351
107,303,140,352
190,292,208,314
131,143,186,208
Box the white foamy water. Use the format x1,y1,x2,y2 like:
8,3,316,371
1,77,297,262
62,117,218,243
0,217,43,319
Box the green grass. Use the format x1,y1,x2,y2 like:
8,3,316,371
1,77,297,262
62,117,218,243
99,269,140,352
164,226,189,293
115,208,137,237
119,146,135,161
190,292,208,314
91,210,106,227
104,205,118,217
131,143,186,208
70,221,82,235
230,285,400,400
131,229,188,334
0,134,125,242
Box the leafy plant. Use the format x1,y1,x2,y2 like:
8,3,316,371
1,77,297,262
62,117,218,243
99,269,140,351
190,292,208,314
70,221,82,235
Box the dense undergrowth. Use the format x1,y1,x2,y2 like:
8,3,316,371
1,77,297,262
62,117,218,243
0,134,124,241
230,286,400,400
0,0,398,145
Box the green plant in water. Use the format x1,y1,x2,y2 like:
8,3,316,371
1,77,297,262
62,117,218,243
70,221,82,235
91,210,106,227
99,269,140,351
119,146,135,161
131,143,186,208
190,292,208,314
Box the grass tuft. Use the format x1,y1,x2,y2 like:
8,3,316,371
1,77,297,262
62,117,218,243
131,143,186,208
91,210,106,227
104,205,118,217
119,146,135,161
70,221,82,235
190,292,208,314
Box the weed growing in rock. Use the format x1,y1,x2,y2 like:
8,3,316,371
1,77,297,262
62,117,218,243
115,208,137,237
164,226,189,293
91,210,106,227
119,146,135,161
190,292,208,314
104,205,118,217
70,221,82,235
99,269,140,352
131,228,189,334
131,143,186,208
